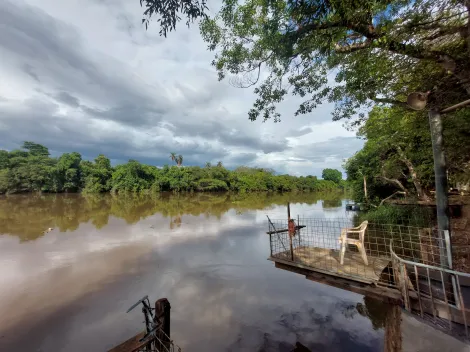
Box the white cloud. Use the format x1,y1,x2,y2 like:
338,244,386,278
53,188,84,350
0,0,363,176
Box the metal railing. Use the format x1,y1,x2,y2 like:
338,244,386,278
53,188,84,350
137,327,182,352
390,239,470,339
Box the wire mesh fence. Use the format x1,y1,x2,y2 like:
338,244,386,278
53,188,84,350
268,217,460,286
267,216,470,338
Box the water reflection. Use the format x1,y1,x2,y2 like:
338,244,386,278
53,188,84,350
0,192,388,352
322,198,343,209
0,192,348,241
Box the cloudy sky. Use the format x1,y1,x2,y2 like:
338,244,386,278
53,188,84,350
0,0,363,177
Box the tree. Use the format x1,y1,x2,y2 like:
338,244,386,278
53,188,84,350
343,106,455,203
169,152,177,164
81,154,113,193
216,161,223,167
140,0,469,125
140,0,208,37
0,150,9,170
22,142,49,157
322,169,342,184
205,162,212,168
55,152,82,192
176,155,183,167
0,141,345,194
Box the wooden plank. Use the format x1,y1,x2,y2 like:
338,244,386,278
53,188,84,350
274,261,402,304
270,246,390,284
107,332,149,352
273,260,470,327
269,256,374,284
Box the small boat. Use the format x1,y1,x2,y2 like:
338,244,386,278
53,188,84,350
345,204,361,211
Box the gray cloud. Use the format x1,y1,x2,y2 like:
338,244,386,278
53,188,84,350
54,91,80,107
297,137,364,162
22,63,40,83
170,120,290,154
0,0,361,176
288,127,313,137
0,98,228,167
0,1,170,127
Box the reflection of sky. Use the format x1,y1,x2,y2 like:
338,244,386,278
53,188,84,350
0,197,383,352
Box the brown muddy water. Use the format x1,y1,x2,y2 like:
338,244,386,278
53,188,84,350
0,192,389,351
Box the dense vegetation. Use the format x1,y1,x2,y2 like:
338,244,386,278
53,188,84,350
0,142,343,195
344,107,470,205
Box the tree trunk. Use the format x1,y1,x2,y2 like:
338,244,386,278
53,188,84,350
379,166,408,193
396,146,431,201
363,175,368,201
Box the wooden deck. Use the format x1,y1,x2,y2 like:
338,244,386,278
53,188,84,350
271,246,391,284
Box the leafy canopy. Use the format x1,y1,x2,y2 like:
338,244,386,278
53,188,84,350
0,141,344,194
139,0,469,125
322,168,342,184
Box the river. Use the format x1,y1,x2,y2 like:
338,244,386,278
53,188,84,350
0,192,389,351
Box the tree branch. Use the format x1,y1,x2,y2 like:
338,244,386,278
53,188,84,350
422,25,467,41
335,39,372,53
379,191,407,206
378,167,408,192
370,96,408,108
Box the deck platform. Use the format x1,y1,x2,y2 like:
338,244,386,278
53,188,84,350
271,246,391,284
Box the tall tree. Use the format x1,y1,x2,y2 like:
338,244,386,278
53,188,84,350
176,155,183,167
22,142,50,157
344,106,445,202
322,169,342,184
139,0,469,125
170,152,177,164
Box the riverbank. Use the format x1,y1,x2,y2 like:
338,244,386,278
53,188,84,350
0,142,346,194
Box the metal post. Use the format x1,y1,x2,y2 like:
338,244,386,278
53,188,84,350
428,109,451,267
429,110,459,307
297,214,301,248
287,202,294,261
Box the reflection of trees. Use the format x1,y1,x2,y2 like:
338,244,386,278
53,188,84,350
322,199,342,209
341,296,388,330
169,215,182,229
356,296,388,330
0,191,344,241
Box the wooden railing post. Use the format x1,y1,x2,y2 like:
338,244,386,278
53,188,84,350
155,298,171,349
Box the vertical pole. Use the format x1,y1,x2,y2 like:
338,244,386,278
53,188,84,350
287,202,294,261
297,214,301,248
429,109,459,307
428,109,450,267
155,298,171,349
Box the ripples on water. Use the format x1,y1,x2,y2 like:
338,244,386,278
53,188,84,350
0,192,388,351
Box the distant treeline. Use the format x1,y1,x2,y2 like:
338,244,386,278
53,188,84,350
0,142,344,194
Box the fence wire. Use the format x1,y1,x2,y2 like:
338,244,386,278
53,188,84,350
268,217,470,338
268,218,454,286
136,327,182,352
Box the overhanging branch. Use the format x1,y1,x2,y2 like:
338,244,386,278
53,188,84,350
335,39,372,53
370,96,408,108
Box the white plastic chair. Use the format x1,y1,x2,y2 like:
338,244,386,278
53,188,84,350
339,221,369,266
